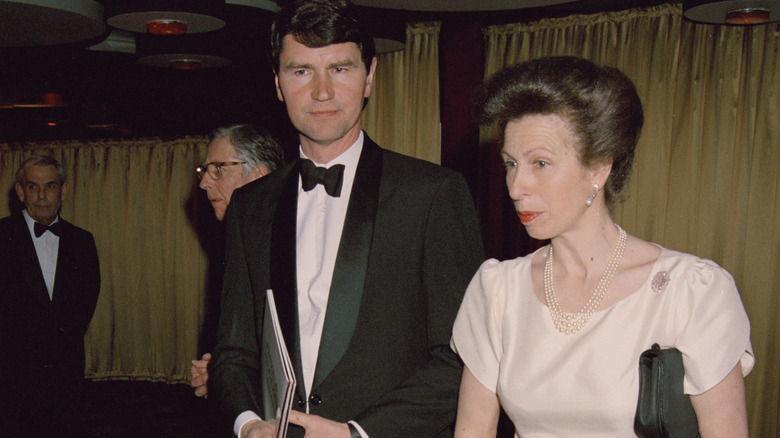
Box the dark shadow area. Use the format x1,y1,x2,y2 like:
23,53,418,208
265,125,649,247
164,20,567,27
6,185,23,216
81,380,229,437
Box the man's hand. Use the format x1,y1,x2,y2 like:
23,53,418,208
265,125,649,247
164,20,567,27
288,411,351,438
241,419,278,438
190,352,211,398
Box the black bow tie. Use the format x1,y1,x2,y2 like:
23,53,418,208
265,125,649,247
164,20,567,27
300,158,345,197
34,221,62,238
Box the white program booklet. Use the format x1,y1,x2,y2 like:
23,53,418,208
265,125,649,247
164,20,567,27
261,289,297,438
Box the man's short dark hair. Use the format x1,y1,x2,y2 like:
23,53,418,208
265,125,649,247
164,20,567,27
209,124,285,176
270,0,375,74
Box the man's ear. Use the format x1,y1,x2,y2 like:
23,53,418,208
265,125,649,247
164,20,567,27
250,164,270,181
60,182,69,201
274,73,284,102
14,182,24,203
364,57,378,98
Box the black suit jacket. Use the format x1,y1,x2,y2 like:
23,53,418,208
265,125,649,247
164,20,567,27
0,213,100,435
211,136,484,437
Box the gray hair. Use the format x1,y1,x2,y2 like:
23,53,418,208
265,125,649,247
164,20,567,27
16,154,67,185
209,124,285,177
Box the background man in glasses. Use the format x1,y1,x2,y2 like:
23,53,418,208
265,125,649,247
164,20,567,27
0,154,101,436
197,124,286,221
191,123,285,396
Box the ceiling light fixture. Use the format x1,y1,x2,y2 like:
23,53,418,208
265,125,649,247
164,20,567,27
139,53,230,69
0,0,105,47
135,33,231,69
168,59,204,70
683,0,780,24
225,0,279,11
147,20,189,35
105,1,225,34
725,7,771,23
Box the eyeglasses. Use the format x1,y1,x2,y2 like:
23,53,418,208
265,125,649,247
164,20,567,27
196,161,245,180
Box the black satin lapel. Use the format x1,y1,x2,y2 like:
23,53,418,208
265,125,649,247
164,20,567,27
313,140,382,389
269,164,304,394
51,224,71,303
14,216,51,307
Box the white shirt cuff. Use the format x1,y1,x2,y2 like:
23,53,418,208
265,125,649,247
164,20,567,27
349,420,369,438
234,411,262,437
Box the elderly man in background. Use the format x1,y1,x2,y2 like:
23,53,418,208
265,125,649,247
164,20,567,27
198,124,286,221
190,123,285,397
0,154,101,437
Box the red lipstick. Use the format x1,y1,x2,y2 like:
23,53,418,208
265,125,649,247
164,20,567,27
518,211,540,224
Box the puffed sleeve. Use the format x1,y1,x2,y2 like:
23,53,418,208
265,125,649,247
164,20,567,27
451,259,506,393
674,257,754,395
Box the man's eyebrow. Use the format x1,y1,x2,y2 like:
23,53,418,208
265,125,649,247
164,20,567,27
281,61,313,71
329,59,358,68
27,180,59,186
281,59,358,71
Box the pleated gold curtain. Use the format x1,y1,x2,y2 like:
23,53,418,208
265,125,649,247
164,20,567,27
482,4,780,436
363,21,441,164
0,137,211,383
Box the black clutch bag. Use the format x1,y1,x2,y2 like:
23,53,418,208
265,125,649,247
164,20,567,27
634,344,700,438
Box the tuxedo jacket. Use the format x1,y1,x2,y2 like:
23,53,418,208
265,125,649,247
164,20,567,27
211,136,484,437
0,213,100,433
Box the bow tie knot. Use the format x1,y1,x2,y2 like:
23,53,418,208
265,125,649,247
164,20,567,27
34,221,62,238
300,159,345,197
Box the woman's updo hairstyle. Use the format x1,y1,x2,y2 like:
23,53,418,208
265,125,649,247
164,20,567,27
475,56,644,207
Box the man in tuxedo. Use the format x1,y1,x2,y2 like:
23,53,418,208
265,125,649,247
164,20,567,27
190,123,285,396
0,155,101,436
209,1,484,437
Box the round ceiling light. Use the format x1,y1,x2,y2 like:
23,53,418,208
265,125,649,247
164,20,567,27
138,53,231,69
351,0,577,12
683,0,780,24
108,11,225,34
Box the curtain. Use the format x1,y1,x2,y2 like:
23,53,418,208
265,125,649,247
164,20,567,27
482,4,780,436
1,137,211,383
363,21,441,164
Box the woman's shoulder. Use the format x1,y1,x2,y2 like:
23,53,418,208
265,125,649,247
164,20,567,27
466,250,540,304
654,246,736,288
477,249,540,276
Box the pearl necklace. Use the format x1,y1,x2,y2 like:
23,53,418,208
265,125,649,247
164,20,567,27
544,224,627,335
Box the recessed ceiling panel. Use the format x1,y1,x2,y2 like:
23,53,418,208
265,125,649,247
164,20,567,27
352,0,578,12
0,0,105,47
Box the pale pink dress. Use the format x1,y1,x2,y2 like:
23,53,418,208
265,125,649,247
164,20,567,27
451,247,754,437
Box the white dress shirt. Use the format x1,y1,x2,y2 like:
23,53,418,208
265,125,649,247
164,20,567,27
22,210,60,299
296,134,362,399
236,133,369,438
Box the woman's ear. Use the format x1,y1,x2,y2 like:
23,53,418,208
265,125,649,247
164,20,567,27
591,159,613,188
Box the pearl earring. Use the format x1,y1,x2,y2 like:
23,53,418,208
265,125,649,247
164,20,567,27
585,184,599,207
